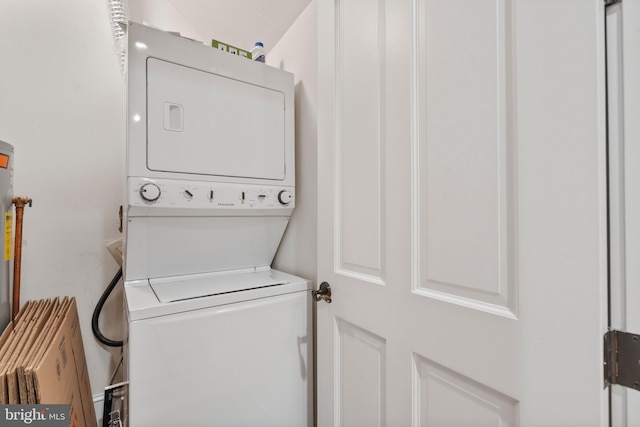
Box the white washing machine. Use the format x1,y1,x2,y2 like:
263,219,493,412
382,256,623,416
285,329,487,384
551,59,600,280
122,23,312,427
125,269,312,427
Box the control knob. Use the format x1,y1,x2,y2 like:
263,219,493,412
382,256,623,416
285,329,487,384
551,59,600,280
278,190,292,205
140,183,161,202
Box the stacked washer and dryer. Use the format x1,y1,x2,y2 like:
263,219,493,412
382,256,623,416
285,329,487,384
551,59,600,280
122,23,312,426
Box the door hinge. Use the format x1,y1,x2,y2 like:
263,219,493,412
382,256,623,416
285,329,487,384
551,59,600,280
605,0,621,5
604,330,640,391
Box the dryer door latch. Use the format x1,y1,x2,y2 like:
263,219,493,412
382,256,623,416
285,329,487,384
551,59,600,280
312,282,332,304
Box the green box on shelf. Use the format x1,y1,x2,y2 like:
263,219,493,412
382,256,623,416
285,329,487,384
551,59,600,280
211,39,253,60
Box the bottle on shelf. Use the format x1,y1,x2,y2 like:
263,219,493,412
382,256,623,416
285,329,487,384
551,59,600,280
251,42,265,63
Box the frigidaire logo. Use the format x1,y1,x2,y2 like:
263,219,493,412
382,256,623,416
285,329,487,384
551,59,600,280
1,405,68,426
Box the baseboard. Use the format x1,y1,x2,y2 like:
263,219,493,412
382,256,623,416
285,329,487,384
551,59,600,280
93,393,104,426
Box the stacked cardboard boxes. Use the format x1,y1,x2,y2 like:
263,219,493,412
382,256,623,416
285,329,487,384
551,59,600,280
0,297,97,427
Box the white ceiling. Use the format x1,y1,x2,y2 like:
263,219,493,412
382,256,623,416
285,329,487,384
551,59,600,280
129,0,311,54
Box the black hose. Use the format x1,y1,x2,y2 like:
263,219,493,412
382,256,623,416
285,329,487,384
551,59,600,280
92,267,123,347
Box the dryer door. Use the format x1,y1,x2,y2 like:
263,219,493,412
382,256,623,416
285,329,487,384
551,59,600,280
146,58,286,180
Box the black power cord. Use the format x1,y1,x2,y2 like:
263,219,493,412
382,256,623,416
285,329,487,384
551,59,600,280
92,267,123,347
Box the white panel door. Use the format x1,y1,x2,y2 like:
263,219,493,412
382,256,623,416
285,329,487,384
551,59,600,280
607,0,640,425
317,0,609,426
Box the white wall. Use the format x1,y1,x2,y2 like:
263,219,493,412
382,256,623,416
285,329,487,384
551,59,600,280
267,5,317,418
0,0,124,402
269,0,318,283
129,0,203,41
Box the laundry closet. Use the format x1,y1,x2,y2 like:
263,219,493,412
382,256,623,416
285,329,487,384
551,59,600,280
3,1,640,426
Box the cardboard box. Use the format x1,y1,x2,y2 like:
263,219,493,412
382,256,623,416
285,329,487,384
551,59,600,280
0,298,97,427
211,38,253,59
25,298,69,404
19,297,63,404
0,300,38,403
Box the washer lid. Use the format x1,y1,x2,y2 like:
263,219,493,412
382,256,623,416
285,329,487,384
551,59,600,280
150,268,287,303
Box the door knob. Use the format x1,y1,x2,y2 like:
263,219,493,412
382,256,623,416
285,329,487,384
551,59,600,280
312,282,332,303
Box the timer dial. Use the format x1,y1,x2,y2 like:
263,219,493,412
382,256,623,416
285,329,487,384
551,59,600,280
278,190,292,205
140,183,161,202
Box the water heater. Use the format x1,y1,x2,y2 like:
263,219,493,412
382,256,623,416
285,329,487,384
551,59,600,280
0,141,13,329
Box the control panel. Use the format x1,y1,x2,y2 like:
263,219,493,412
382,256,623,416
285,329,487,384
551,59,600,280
129,177,294,210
